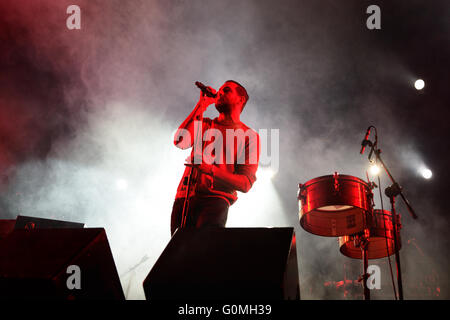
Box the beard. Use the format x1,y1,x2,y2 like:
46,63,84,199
215,101,231,114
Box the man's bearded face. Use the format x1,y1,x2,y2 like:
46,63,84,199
215,97,231,113
215,82,238,114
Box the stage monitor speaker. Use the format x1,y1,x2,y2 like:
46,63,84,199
14,215,84,229
143,227,300,300
0,228,124,300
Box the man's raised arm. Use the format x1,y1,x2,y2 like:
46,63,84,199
173,89,216,149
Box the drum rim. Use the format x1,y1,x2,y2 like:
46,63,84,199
300,174,370,188
373,209,391,215
339,235,402,259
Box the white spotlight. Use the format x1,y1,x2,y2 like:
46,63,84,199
257,167,276,181
414,79,425,90
419,168,432,179
369,164,380,175
115,179,128,190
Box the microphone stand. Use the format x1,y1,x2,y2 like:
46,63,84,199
362,136,419,300
180,113,204,229
120,255,149,299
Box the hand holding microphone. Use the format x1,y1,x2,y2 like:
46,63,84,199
195,82,217,112
195,82,217,98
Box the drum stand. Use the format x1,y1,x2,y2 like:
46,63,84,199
354,230,371,300
385,183,403,300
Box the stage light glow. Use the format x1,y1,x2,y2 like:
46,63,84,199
115,178,128,190
369,164,380,175
227,173,289,228
257,167,276,181
414,79,425,90
419,167,432,179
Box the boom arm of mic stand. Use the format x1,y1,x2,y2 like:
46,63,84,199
373,148,418,220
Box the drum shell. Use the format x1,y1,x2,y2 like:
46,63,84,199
339,210,401,259
298,174,371,237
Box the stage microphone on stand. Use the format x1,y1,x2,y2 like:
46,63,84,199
359,126,372,154
195,81,217,98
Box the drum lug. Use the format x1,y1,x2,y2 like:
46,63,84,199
297,183,306,201
333,172,340,194
364,228,370,239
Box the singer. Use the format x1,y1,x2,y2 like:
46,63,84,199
170,80,260,235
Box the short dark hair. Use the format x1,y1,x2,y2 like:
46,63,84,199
226,80,249,110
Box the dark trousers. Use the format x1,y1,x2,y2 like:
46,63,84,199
170,196,229,236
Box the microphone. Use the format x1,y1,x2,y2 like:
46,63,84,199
195,81,217,98
359,126,371,154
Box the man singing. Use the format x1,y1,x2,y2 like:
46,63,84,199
171,80,260,235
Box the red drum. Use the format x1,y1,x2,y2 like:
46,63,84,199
298,174,372,237
339,209,401,259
